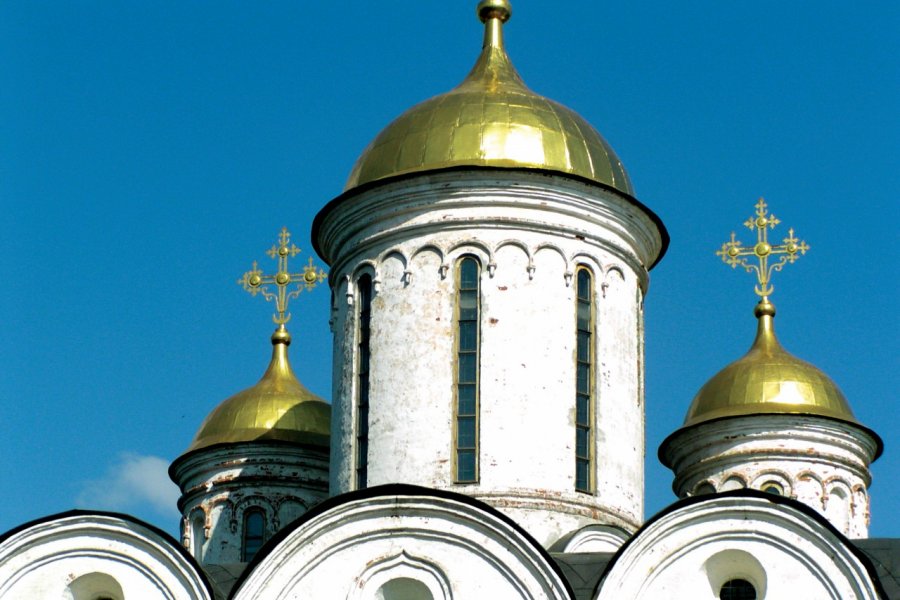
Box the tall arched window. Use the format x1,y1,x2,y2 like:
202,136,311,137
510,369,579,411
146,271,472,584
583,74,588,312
241,508,266,562
575,267,594,492
356,274,373,490
455,257,480,483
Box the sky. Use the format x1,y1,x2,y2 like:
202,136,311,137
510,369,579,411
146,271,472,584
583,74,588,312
1,2,897,540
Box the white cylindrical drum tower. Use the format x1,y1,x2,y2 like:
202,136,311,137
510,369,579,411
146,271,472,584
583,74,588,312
314,2,666,547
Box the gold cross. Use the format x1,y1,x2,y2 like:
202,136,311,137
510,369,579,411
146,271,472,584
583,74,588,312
238,227,327,325
716,198,809,298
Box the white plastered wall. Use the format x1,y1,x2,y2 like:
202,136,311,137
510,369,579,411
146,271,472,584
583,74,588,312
660,415,880,538
171,442,328,564
315,170,665,546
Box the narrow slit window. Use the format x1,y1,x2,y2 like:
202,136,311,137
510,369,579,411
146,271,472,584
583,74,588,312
356,274,373,490
575,267,594,493
455,257,480,483
191,513,205,559
241,508,265,562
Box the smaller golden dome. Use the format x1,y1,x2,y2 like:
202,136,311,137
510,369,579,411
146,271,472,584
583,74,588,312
345,1,632,194
684,301,858,427
186,327,330,453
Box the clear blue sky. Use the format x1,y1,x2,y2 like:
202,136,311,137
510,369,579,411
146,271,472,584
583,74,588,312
1,2,897,539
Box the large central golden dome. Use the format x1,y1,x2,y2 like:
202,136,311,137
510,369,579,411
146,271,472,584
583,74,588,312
345,1,633,194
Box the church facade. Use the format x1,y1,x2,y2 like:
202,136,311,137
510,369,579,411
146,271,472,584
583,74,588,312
0,3,895,599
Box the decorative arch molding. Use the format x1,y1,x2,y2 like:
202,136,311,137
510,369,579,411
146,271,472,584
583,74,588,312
312,169,668,286
851,483,868,503
445,239,494,258
595,492,883,600
495,239,534,279
795,471,826,510
600,264,626,298
346,262,379,305
0,511,212,600
494,238,532,258
691,480,717,496
851,485,869,530
533,242,568,268
568,253,602,286
602,264,626,283
198,494,234,515
347,551,452,600
231,495,275,533
750,470,793,497
446,240,495,277
824,480,853,533
824,476,853,494
404,244,444,285
273,496,310,514
232,485,572,600
797,470,825,485
409,243,446,265
186,506,206,528
184,507,207,558
338,238,640,291
350,260,379,281
720,474,748,491
377,248,409,270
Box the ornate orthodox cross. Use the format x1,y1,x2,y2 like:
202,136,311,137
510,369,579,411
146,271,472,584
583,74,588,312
238,227,328,325
716,198,809,298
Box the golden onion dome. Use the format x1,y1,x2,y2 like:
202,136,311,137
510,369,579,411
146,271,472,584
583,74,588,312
683,301,858,427
345,0,633,194
185,327,330,453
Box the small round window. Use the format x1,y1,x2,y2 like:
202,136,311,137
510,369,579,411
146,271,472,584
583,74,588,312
720,578,757,600
694,482,717,496
761,482,783,496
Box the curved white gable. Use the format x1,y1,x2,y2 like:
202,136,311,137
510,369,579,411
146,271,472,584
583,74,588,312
596,493,881,600
233,488,572,600
0,512,212,600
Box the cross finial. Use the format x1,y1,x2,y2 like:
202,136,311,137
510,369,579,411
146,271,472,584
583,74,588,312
716,198,809,298
238,227,327,325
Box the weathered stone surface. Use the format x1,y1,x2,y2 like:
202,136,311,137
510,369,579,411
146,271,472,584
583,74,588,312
660,414,880,538
171,442,328,564
315,170,665,546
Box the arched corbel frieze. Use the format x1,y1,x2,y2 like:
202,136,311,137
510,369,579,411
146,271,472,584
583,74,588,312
532,243,568,283
410,243,447,284
347,262,379,303
494,239,534,279
232,495,275,534
751,470,793,497
447,240,494,277
719,473,749,492
568,252,603,288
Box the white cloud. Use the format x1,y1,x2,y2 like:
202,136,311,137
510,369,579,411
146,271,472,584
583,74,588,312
76,452,180,519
